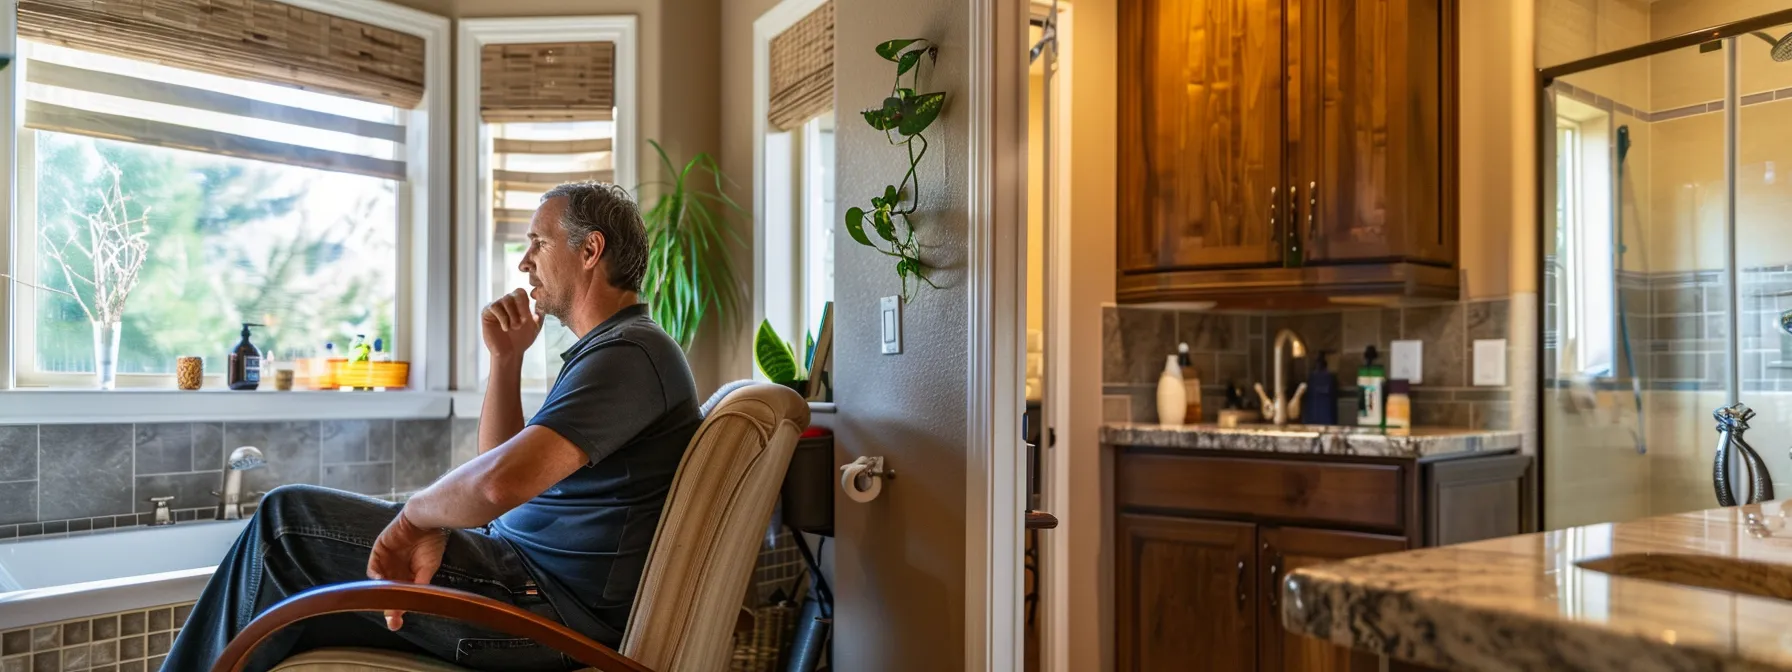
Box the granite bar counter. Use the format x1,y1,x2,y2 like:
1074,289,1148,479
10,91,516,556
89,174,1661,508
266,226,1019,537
1283,501,1792,671
1101,422,1523,459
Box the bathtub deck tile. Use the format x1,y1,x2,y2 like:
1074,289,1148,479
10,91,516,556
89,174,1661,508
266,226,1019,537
88,518,111,531
61,643,88,670
0,525,14,540
118,614,142,638
88,618,114,643
17,524,39,538
169,606,190,628
118,661,142,672
31,650,56,672
30,627,56,651
146,656,163,671
117,637,141,661
66,519,88,533
93,666,116,672
91,640,116,666
145,633,168,658
0,654,23,672
145,610,168,634
60,622,86,647
1,631,26,656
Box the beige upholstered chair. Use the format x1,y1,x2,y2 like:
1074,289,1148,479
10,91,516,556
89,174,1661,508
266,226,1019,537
212,382,811,672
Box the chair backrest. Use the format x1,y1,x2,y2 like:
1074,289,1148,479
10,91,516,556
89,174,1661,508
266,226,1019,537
618,381,810,672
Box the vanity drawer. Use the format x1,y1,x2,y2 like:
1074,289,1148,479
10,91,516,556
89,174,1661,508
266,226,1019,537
1115,451,1406,531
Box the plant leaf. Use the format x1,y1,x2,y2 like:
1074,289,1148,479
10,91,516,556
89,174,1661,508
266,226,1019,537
876,39,920,61
845,206,874,247
872,208,898,243
754,319,799,384
883,185,899,205
898,92,947,136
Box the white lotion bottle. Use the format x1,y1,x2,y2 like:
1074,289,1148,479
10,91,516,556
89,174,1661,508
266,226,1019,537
1156,354,1187,426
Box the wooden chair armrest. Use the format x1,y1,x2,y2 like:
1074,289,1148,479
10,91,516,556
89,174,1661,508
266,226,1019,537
210,580,655,672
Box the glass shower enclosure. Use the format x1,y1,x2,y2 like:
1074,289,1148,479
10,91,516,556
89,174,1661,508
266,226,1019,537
1539,7,1792,530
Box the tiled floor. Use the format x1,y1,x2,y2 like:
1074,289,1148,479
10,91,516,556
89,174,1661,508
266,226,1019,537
0,603,191,672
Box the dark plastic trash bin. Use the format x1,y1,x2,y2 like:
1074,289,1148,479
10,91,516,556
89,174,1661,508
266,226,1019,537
781,427,834,537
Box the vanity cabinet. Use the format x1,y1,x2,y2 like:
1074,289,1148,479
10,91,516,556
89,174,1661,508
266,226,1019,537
1112,448,1530,672
1116,0,1459,305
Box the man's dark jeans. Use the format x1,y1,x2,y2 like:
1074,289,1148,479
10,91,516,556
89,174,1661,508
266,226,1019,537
163,485,582,672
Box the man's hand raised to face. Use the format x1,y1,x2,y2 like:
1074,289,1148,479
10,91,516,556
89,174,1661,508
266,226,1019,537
483,288,543,361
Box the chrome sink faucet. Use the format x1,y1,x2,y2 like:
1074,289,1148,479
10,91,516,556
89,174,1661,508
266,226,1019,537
1258,328,1308,426
214,446,267,521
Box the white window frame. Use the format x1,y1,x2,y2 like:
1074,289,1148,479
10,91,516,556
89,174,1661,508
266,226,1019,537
753,0,832,363
452,16,639,415
1554,97,1617,379
0,0,453,422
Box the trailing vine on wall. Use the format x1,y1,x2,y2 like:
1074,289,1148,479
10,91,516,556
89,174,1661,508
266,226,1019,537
844,38,946,300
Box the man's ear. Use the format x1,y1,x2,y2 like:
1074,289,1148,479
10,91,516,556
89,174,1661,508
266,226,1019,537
580,231,606,270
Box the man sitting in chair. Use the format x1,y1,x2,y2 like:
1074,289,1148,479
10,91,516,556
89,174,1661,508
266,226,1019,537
167,182,703,672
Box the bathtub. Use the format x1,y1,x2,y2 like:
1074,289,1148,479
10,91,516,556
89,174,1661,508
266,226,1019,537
0,519,248,629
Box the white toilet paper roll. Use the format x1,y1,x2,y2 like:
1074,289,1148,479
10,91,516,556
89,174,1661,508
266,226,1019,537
840,458,883,503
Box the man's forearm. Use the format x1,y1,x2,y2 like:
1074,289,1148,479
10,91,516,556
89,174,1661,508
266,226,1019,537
480,355,527,453
397,461,511,530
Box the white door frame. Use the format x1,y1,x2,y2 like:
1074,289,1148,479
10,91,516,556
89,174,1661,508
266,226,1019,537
966,0,1031,667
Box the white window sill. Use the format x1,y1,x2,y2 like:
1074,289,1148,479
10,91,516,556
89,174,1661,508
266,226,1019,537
449,391,547,421
0,389,454,425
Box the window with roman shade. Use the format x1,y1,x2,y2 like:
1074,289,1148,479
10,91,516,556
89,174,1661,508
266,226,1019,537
479,40,620,389
767,0,834,131
10,0,423,387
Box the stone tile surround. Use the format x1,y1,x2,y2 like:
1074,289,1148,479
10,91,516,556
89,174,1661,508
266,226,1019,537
0,602,192,672
0,417,481,542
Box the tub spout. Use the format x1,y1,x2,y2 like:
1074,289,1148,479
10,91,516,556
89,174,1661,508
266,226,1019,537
215,446,266,521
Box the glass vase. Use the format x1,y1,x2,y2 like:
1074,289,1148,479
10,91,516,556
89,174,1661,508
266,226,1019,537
92,320,121,390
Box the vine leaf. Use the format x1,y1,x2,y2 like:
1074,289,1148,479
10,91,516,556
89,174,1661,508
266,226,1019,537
898,92,946,136
872,208,898,243
863,96,904,131
883,185,899,207
897,49,924,76
876,39,921,61
845,206,874,247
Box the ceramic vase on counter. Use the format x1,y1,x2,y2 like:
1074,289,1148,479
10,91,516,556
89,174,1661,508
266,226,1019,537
92,320,121,390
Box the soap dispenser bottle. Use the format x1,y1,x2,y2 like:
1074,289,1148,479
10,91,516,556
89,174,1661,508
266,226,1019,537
1156,354,1187,426
1356,345,1387,428
1302,351,1339,425
228,323,264,391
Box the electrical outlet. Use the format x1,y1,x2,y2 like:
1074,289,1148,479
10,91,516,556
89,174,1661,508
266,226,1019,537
1474,339,1508,386
880,296,903,355
1390,340,1423,383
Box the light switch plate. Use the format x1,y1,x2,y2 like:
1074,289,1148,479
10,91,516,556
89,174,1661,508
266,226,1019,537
880,296,903,355
1474,339,1508,386
1389,340,1423,383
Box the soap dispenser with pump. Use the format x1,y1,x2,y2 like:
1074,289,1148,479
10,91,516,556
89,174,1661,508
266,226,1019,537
1302,351,1339,425
228,323,264,391
1155,352,1187,426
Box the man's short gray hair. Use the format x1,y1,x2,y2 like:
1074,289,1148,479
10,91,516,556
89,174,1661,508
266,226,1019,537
540,181,648,292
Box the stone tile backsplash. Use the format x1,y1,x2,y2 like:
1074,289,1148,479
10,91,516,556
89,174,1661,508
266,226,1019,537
1103,298,1517,429
0,417,475,542
0,602,192,672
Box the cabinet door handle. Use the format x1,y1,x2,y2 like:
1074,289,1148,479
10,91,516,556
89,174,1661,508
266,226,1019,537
1269,186,1279,242
1236,559,1248,611
1308,181,1319,240
1267,554,1283,609
1287,184,1299,244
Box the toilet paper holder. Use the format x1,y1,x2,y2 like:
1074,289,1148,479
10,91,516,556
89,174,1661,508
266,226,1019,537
840,456,896,503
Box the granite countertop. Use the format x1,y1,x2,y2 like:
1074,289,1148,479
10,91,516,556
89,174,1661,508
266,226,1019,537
1099,422,1522,459
1283,501,1792,671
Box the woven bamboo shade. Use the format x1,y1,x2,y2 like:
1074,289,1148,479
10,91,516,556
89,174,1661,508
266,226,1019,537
18,0,427,108
481,42,615,123
767,1,834,131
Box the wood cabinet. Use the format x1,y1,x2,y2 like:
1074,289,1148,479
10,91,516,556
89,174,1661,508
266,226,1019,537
1117,0,1459,305
1111,448,1531,671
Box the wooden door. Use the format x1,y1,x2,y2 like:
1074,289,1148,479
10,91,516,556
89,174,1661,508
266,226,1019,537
1116,514,1257,672
1302,0,1455,266
1258,527,1407,672
1118,0,1285,272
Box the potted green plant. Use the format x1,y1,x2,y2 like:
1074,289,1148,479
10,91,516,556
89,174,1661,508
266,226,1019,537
638,140,745,351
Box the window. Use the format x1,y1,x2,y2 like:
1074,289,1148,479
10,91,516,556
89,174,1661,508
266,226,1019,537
757,0,835,356
12,41,405,388
455,19,638,397
1554,103,1616,378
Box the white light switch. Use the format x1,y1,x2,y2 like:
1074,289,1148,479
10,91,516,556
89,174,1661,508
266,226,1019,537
880,296,903,355
1474,339,1508,386
1390,340,1423,384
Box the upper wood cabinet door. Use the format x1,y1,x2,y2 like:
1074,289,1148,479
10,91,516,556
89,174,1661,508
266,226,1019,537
1116,514,1258,672
1257,527,1408,672
1118,0,1286,272
1297,0,1456,266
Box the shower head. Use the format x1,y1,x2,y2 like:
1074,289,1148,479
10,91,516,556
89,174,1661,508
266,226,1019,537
228,446,266,471
1752,31,1792,62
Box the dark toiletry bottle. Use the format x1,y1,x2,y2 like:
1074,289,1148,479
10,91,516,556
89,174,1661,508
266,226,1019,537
1302,351,1339,425
228,323,265,391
